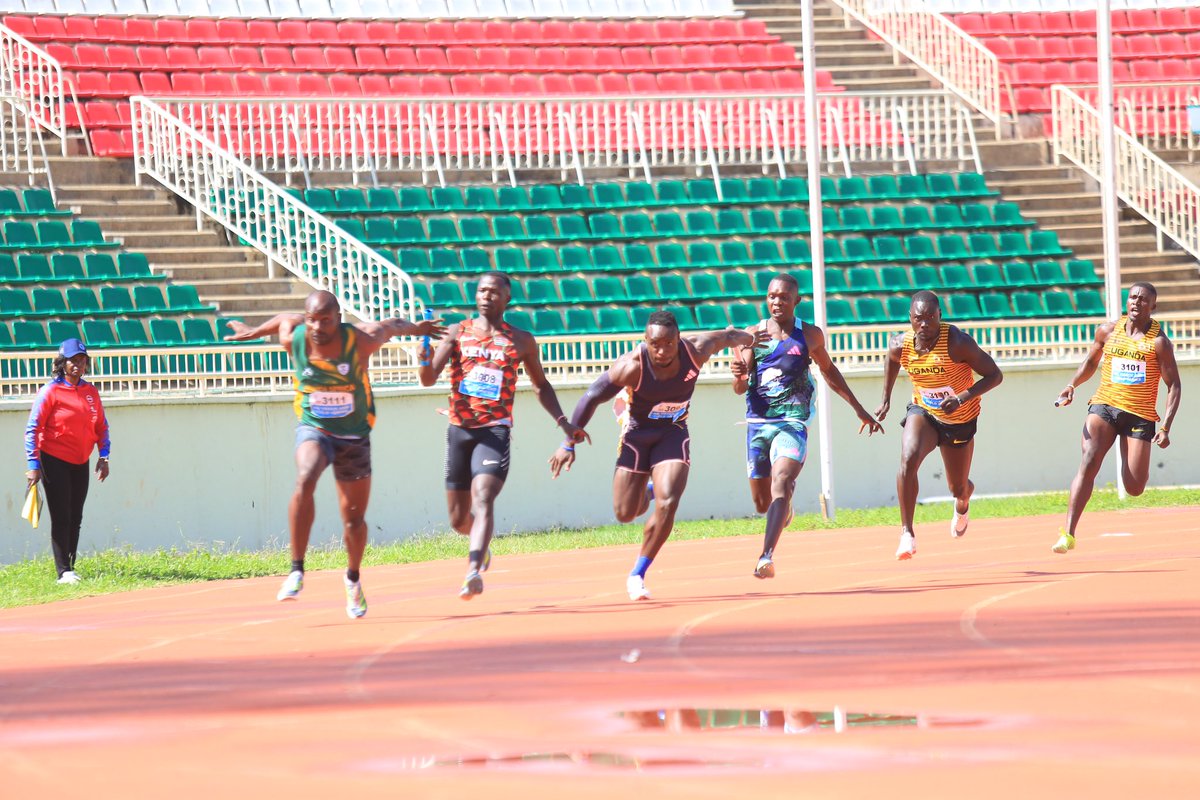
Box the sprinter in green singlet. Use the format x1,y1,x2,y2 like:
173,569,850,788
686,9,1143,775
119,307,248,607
227,290,444,619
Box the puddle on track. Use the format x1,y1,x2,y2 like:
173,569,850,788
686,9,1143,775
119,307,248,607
622,708,989,734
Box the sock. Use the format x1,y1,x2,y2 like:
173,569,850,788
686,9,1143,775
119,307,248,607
631,556,652,578
468,549,483,571
291,559,305,574
346,569,360,583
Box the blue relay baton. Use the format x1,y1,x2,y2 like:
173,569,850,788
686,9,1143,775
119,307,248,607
419,307,433,367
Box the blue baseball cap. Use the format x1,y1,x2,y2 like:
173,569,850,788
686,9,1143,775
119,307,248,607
59,338,88,358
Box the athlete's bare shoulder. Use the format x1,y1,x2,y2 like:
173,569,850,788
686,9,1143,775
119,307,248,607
608,347,643,387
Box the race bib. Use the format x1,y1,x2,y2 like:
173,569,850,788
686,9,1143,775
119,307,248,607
919,386,955,410
461,366,503,400
648,400,689,421
1111,357,1146,386
309,391,354,419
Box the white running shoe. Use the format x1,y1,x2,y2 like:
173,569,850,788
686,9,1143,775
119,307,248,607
459,569,484,600
56,571,80,585
952,508,969,538
277,570,303,601
344,577,368,619
626,574,651,601
754,556,775,579
895,531,916,560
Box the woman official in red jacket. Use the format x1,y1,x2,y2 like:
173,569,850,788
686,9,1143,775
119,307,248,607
24,338,111,584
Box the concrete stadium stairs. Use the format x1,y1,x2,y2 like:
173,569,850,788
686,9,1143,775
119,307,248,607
738,0,1200,312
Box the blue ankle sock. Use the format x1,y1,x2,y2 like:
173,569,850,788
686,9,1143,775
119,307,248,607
631,556,652,578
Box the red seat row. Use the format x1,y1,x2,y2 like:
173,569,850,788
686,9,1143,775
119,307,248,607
4,15,774,48
954,8,1200,38
1005,57,1200,90
46,42,801,74
987,32,1200,62
1042,110,1190,138
71,68,834,103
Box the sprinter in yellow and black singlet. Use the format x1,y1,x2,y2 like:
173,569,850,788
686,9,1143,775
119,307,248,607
876,291,1004,561
226,291,445,618
1052,282,1182,554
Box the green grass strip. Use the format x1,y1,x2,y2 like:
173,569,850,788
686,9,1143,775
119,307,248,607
2,486,1196,609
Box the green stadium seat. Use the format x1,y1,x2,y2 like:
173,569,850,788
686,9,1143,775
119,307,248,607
718,242,752,266
430,248,463,274
937,234,971,260
971,263,1005,289
555,215,588,239
665,304,700,330
167,284,206,311
115,318,148,346
18,254,51,280
748,178,779,202
334,188,367,213
13,320,49,348
940,264,972,290
593,276,628,303
778,177,807,201
1074,289,1105,315
789,268,814,294
597,307,637,333
1044,291,1076,316
697,304,730,328
366,187,400,212
621,212,653,238
854,296,887,324
3,220,37,248
979,292,1013,319
149,318,184,345
1033,260,1066,286
837,176,867,201
527,185,560,210
868,174,900,199
118,252,153,278
431,281,466,307
993,202,1028,227
100,286,134,313
911,265,941,289
0,253,14,281
653,212,685,236
505,310,534,331
626,275,657,303
783,238,811,264
498,185,533,210
905,235,937,261
779,208,809,232
393,218,425,243
902,204,934,230
459,216,494,242
431,186,465,211
658,274,689,301
565,307,600,335
592,245,623,271
559,277,593,304
687,242,719,267
425,218,459,242
655,243,687,270
0,288,32,315
871,206,903,231
946,293,983,320
720,178,748,202
897,174,929,198
748,209,779,233
364,217,394,244
493,248,526,273
410,282,433,308
932,204,964,229
463,186,498,211
631,306,654,330
998,232,1032,258
560,184,591,208
304,189,336,212
1012,291,1047,317
1066,259,1101,284
961,203,993,228
183,318,218,344
842,237,875,263
1002,261,1036,288
684,211,715,235
885,295,911,321
70,220,108,247
560,245,592,272
532,309,566,336
689,273,723,300
398,187,432,211
462,248,491,272
957,172,996,196
822,237,847,264
750,240,782,265
336,219,367,241
133,285,167,312
1030,230,1070,256
66,286,100,315
721,271,754,299
926,173,960,199
32,287,67,315
590,213,621,238
881,265,914,292
82,319,116,348
524,278,561,305
528,247,562,273
847,267,881,292
23,188,61,215
593,183,625,208
717,209,749,234
728,303,761,328
398,248,431,274
625,183,655,205
686,180,718,203
0,320,11,348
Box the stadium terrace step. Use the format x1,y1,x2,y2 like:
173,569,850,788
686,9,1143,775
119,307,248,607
159,261,271,283
199,293,317,314
136,245,267,265
105,230,231,250
185,277,311,299
90,216,209,234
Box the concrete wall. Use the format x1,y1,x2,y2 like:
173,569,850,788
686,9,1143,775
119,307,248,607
3,363,1195,564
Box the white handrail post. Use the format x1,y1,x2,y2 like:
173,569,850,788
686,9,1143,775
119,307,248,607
804,0,834,521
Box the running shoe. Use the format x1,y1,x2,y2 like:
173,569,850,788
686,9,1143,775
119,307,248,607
626,574,651,601
1051,530,1076,554
895,531,916,560
277,570,303,601
344,577,368,619
460,569,484,600
56,571,80,585
952,507,969,538
481,548,492,573
754,556,775,579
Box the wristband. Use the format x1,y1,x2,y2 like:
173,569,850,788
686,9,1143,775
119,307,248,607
561,443,575,452
1065,384,1075,391
555,414,567,425
1160,428,1169,435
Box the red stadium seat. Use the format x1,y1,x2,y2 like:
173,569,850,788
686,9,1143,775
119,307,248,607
596,21,626,45
1187,8,1200,31
297,74,330,95
261,46,295,70
709,43,739,66
504,47,536,72
424,22,455,44
277,20,309,44
2,16,36,39
1069,11,1096,33
1043,61,1071,86
365,21,399,44
324,46,356,72
984,14,1015,36
247,20,281,45
1127,35,1159,59
184,18,220,46
384,47,419,71
418,74,452,95
215,19,251,44
1012,87,1049,114
62,16,96,42
593,47,623,71
1070,60,1098,84
1067,36,1097,60
140,72,172,94
307,20,339,45
93,17,126,43
680,19,712,43
416,47,449,70
202,73,235,94
657,72,686,93
196,46,234,71
1124,10,1157,34
1157,34,1186,59
336,21,370,45
1112,61,1132,82
480,73,512,94
291,46,326,70
232,73,267,95
653,20,687,44
737,18,772,43
1041,12,1073,35
510,73,540,95
91,130,132,158
264,74,301,95
74,44,108,70
106,73,140,98
567,21,601,45
45,44,77,67
450,74,484,94
476,47,505,71
738,44,769,68
453,20,487,45
622,46,652,71
32,15,66,40
987,38,1015,60
135,46,169,71
1012,62,1045,87
772,70,803,91
1130,60,1165,82
745,70,775,92
1186,33,1200,57
84,101,121,128
230,46,264,69
355,47,387,70
765,43,796,66
1041,37,1070,62
598,73,629,94
681,44,713,69
359,75,390,95
568,74,600,94
1161,58,1188,82
628,72,658,93
563,47,592,71
171,73,203,93
447,47,478,71
715,71,747,92
165,45,201,71
540,73,571,94
509,21,539,45
540,20,572,44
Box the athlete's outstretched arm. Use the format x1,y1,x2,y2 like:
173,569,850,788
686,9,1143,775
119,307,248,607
224,313,304,350
353,316,448,359
417,323,462,386
1056,322,1113,407
941,327,1003,415
1154,335,1181,447
730,334,755,396
687,325,767,366
548,356,638,477
805,324,883,434
874,333,905,422
515,330,589,447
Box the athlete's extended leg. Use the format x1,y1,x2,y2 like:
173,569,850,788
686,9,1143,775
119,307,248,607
1118,435,1153,496
620,461,689,600
288,440,329,564
895,414,939,558
335,475,371,618
1062,413,1119,545
458,473,504,599
758,457,803,568
939,440,975,538
613,468,653,523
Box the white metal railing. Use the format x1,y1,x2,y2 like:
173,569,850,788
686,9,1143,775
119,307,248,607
131,96,418,323
0,95,53,190
1067,83,1200,162
831,0,1004,132
1052,84,1200,261
0,24,66,153
4,314,1198,404
149,92,982,184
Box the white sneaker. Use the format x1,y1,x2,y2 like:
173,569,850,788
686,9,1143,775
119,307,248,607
952,508,969,538
754,556,775,579
56,571,80,585
344,577,368,619
277,570,303,601
626,574,651,601
895,531,916,560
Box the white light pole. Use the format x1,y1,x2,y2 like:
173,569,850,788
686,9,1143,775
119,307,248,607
1097,0,1127,499
802,0,836,518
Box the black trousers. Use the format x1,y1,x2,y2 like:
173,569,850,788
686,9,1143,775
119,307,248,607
40,451,90,578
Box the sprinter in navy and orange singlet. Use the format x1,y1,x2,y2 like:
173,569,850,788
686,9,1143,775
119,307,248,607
730,273,883,580
419,272,587,600
549,310,766,601
876,291,1003,561
1051,282,1181,554
226,291,445,619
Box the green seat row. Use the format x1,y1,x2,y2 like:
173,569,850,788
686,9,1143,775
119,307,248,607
0,219,114,251
0,284,209,318
0,251,159,284
303,173,997,216
0,188,70,218
0,316,219,350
